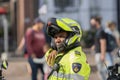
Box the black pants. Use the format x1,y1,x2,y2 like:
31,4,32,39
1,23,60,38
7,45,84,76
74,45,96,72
28,57,44,80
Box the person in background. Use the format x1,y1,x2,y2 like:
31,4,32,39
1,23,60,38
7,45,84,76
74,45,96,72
106,21,120,47
26,17,46,80
33,43,51,80
90,16,113,80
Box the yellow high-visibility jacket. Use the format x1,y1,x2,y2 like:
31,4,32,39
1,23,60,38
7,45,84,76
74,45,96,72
45,46,91,80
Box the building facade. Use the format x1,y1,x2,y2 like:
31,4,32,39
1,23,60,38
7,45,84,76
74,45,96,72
40,0,118,31
0,0,119,52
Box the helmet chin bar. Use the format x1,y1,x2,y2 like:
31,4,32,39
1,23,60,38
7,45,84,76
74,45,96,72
56,40,80,53
56,42,67,53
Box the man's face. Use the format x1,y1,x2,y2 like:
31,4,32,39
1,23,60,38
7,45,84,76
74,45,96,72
90,19,97,28
53,31,68,51
110,24,116,31
37,22,44,30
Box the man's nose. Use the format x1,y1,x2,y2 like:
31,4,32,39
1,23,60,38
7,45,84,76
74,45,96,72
55,37,61,43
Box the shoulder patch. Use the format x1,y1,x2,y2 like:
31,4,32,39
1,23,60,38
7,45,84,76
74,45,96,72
72,63,82,73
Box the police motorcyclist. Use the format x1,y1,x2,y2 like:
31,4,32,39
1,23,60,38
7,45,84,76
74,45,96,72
45,18,91,80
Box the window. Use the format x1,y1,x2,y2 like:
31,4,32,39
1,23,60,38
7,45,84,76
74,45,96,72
54,0,80,13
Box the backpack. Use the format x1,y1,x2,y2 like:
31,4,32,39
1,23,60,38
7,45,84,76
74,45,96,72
106,33,117,52
23,29,34,54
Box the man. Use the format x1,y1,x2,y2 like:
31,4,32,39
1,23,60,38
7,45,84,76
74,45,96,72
90,16,113,80
26,17,46,80
45,18,91,80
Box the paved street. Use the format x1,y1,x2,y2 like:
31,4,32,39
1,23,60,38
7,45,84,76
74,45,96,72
2,51,101,80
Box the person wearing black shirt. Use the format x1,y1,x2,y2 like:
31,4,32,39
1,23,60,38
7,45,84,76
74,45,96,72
90,16,113,80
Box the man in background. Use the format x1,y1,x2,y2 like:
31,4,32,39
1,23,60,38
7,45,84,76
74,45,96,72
90,16,113,80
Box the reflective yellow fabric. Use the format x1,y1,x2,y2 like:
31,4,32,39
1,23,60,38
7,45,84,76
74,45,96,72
46,46,91,80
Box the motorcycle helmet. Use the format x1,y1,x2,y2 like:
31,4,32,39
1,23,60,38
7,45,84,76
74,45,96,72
47,18,82,52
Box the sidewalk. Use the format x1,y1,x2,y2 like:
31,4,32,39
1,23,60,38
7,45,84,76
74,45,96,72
2,58,31,80
87,53,101,80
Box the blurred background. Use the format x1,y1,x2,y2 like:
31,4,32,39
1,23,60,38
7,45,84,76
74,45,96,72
0,0,120,80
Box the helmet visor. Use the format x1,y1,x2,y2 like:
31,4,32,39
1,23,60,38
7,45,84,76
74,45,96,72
47,25,61,37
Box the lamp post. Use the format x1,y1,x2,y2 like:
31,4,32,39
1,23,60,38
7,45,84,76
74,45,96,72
0,7,8,60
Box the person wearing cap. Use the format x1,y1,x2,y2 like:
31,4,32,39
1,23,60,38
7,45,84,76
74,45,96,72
45,18,91,80
25,17,46,80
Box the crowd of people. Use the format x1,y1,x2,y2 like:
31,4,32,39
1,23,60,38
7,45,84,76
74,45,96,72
90,16,120,80
15,16,120,80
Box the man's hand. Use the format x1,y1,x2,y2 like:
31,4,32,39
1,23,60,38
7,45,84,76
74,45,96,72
31,53,36,58
91,45,95,51
47,50,57,66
